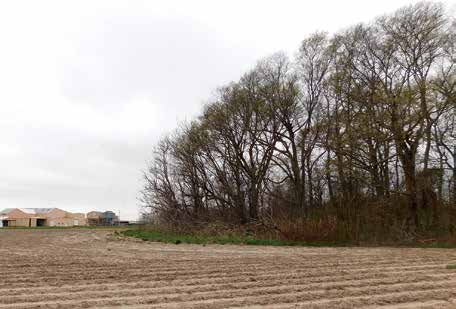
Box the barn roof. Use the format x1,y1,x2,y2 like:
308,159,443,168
0,208,15,215
18,208,57,215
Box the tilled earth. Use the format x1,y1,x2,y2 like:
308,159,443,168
0,230,456,308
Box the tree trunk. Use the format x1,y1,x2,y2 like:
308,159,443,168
249,186,259,220
326,150,335,203
453,146,456,207
401,150,419,230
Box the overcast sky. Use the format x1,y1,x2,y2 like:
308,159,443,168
0,0,454,220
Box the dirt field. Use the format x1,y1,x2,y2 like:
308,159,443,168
0,230,456,308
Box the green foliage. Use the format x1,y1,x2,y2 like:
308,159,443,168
122,225,456,248
121,229,345,247
446,264,456,269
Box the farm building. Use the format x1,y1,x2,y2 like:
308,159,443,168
87,211,119,226
0,208,86,227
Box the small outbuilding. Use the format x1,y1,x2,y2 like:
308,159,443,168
87,210,119,226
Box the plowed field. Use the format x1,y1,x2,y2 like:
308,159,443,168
0,229,456,308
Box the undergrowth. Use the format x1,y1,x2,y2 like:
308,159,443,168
121,229,343,247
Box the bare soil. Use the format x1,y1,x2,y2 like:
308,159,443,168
0,229,456,308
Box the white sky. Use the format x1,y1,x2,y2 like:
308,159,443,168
0,0,455,220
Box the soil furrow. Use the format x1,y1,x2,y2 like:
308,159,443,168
1,229,455,309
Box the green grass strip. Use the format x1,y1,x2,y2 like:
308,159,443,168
121,229,342,247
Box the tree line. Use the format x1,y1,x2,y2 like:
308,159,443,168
141,2,456,241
